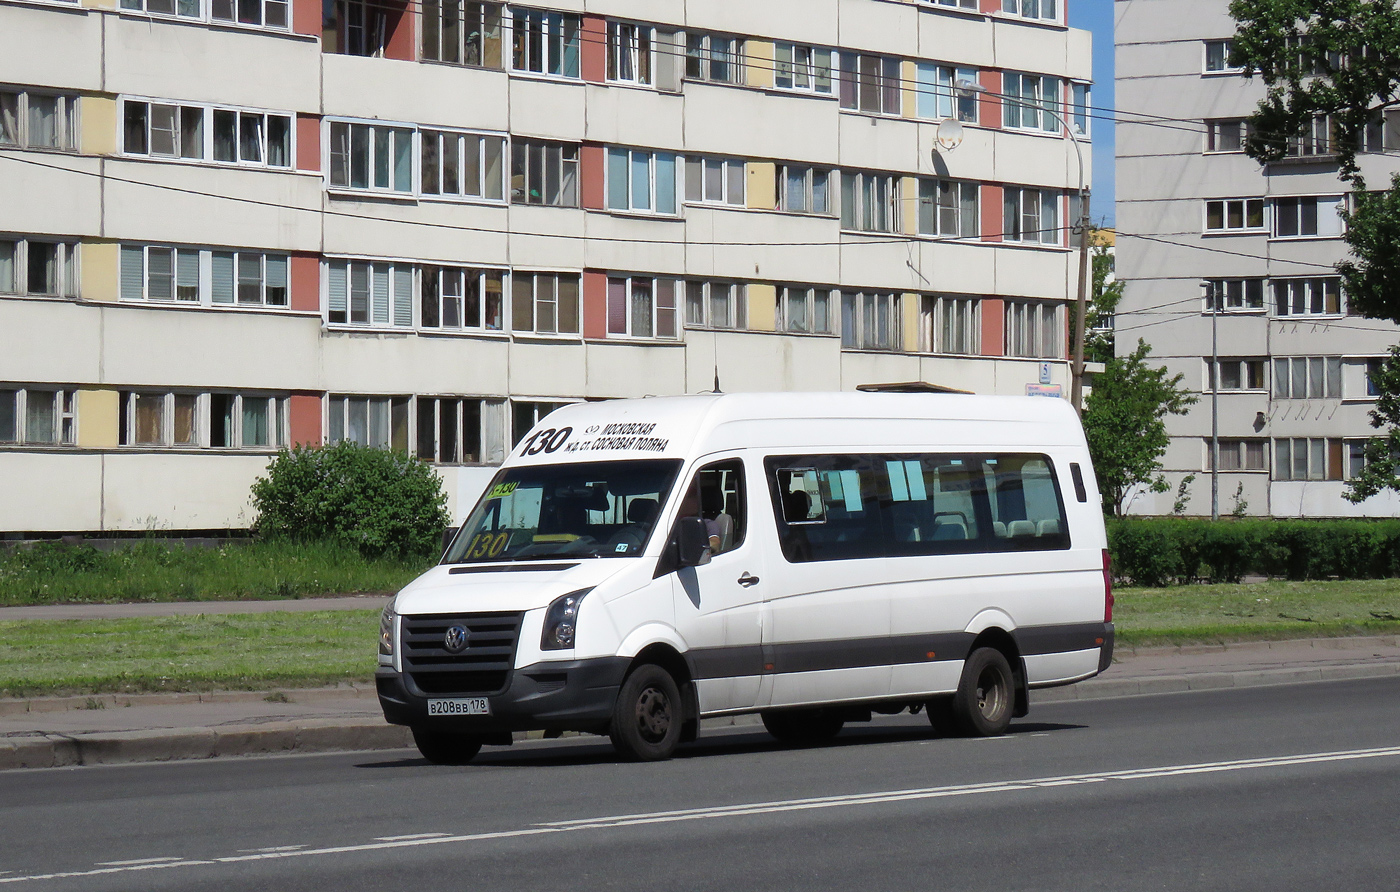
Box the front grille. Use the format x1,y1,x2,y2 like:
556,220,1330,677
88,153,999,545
402,612,523,696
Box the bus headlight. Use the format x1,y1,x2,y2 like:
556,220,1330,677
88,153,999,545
379,598,397,657
541,588,594,651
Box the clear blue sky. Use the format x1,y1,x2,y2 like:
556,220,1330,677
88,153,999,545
1069,0,1115,226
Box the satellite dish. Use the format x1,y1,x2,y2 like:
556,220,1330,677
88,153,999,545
935,118,964,152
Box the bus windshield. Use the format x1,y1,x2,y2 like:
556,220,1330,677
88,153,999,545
444,459,684,563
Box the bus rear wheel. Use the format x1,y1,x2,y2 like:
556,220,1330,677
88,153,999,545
952,647,1015,737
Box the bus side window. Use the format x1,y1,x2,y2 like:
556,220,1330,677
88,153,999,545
777,468,825,524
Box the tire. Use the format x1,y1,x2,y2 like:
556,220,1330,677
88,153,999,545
609,664,683,762
923,695,957,737
760,709,845,745
411,726,484,765
951,647,1015,737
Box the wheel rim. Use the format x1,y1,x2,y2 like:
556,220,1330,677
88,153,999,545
975,666,1008,721
634,686,672,743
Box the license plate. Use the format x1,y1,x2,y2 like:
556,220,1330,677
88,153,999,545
427,697,490,716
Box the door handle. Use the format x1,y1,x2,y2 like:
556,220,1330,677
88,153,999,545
737,572,760,587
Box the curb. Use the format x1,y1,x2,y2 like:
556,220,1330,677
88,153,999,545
0,685,379,718
1,661,1396,771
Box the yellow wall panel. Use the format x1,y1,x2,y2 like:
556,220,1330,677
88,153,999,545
902,60,918,119
746,40,775,90
77,388,120,448
747,283,777,331
81,241,119,303
902,177,918,234
902,293,921,353
747,162,776,211
80,96,117,155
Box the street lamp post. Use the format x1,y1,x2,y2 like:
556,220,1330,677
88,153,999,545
956,81,1092,413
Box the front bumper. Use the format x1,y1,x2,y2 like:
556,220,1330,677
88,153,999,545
377,656,631,735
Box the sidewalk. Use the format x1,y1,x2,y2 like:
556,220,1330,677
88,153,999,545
2,630,1398,771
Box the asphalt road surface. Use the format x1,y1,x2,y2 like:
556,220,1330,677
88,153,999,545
2,678,1398,891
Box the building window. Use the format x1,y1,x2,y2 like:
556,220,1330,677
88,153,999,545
511,139,579,207
687,281,748,330
1206,439,1267,471
118,391,198,447
686,33,742,84
914,64,979,123
416,396,484,463
775,165,832,215
420,130,506,201
607,148,678,214
1366,358,1384,397
1004,187,1060,245
607,275,678,339
1281,114,1337,158
607,21,653,85
123,100,293,167
1274,437,1342,481
1204,198,1265,232
511,400,571,446
510,8,581,77
1344,437,1399,479
0,89,78,151
328,120,415,193
1273,356,1342,400
1205,119,1250,153
328,395,410,450
918,179,979,238
1071,82,1090,136
921,295,978,354
120,0,202,19
684,156,745,206
0,387,75,446
511,271,580,335
1207,358,1267,391
837,53,901,115
326,259,413,326
0,237,79,298
421,0,503,67
420,266,505,331
1003,0,1056,21
841,292,900,351
325,0,391,56
922,0,977,9
120,0,288,27
1272,195,1344,238
1204,278,1265,312
1273,277,1342,316
774,43,834,94
840,171,899,233
1003,73,1060,133
776,286,832,334
120,245,287,307
1204,39,1241,73
1005,300,1062,358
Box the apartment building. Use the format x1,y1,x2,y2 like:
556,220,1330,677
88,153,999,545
1,0,1092,533
1116,0,1400,517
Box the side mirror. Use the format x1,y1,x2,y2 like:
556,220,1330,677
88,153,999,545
675,517,709,568
440,526,459,555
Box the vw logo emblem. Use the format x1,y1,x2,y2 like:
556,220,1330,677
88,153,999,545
443,625,470,654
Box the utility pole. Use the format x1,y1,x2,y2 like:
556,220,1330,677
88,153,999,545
1070,194,1092,413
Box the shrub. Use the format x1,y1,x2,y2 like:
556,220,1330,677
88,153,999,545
251,442,449,560
1107,516,1400,586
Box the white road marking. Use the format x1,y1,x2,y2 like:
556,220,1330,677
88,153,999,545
235,846,307,854
7,744,1400,885
373,834,450,842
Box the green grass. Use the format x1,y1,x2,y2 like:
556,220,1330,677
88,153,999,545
1115,577,1400,647
0,540,431,607
0,611,380,699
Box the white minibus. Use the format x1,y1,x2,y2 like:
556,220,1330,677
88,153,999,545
376,392,1114,763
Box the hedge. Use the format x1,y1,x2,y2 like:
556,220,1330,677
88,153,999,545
1106,517,1400,587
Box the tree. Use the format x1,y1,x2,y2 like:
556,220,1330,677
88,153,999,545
1086,241,1122,364
1083,340,1199,516
1344,345,1400,501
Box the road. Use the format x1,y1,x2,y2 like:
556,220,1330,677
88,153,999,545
2,677,1398,891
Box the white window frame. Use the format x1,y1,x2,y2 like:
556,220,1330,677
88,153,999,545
1204,278,1266,313
329,0,388,57
1002,0,1057,22
419,128,507,203
1206,357,1268,392
0,386,76,446
415,396,495,464
774,43,834,94
1271,195,1345,239
118,0,289,29
419,265,506,332
119,391,201,448
775,165,833,215
686,281,748,330
841,291,901,351
913,64,980,124
837,52,902,116
0,236,79,298
921,294,979,355
607,148,679,215
1272,277,1343,317
1274,437,1341,481
1004,187,1061,245
1004,300,1063,359
327,395,411,450
326,257,415,327
1204,198,1267,233
1272,356,1342,400
510,7,582,78
922,0,978,10
327,119,416,195
684,156,746,207
421,0,504,68
1204,39,1242,73
0,88,79,151
685,32,743,85
510,138,579,207
1206,439,1268,472
918,178,979,238
511,270,582,336
775,285,834,335
840,171,900,233
607,21,654,85
1205,119,1250,153
1003,72,1061,133
119,244,289,308
606,274,679,339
